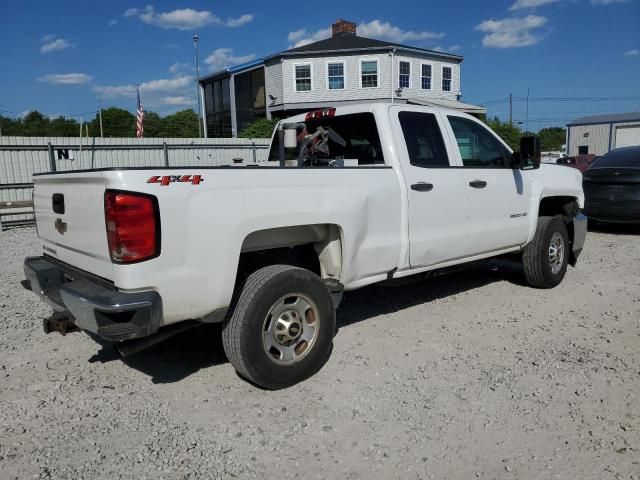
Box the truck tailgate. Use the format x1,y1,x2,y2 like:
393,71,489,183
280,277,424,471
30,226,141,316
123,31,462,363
33,173,113,281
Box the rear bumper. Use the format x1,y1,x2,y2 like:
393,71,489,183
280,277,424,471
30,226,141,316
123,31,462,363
23,256,162,342
570,213,588,266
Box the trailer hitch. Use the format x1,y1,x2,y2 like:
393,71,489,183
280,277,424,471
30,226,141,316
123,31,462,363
43,312,79,336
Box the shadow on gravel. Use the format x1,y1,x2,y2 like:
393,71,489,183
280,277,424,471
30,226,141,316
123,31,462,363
335,260,525,329
89,324,228,384
588,221,640,236
88,262,525,384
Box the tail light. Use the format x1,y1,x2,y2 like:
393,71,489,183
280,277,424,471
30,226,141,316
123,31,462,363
104,191,160,263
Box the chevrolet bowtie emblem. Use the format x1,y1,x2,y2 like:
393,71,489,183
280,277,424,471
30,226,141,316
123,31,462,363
55,218,67,234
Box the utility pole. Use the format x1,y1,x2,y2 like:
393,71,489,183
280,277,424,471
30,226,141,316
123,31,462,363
525,88,530,133
98,100,104,138
509,93,513,126
193,33,202,138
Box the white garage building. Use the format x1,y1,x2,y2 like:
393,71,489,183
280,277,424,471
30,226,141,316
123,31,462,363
566,112,640,156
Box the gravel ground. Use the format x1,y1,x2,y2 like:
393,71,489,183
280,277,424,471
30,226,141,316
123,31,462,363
1,226,639,480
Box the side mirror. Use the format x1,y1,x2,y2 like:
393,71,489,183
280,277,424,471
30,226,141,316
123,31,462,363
518,136,541,170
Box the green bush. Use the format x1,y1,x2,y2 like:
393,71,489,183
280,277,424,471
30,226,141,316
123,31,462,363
238,118,279,139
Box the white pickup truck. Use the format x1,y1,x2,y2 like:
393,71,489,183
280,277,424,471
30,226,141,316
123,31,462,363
23,103,587,389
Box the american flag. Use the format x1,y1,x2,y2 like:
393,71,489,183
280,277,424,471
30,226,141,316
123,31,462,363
136,86,144,138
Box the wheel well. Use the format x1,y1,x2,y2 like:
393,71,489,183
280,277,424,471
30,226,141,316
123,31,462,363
235,224,343,290
539,196,579,219
538,196,579,260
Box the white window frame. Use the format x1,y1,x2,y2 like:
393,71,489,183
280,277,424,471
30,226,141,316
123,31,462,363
441,65,453,92
420,62,433,90
398,59,411,89
293,62,313,93
325,60,346,90
359,58,380,89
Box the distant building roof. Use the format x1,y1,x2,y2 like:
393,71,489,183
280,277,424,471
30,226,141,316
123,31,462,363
267,34,462,61
568,112,640,126
199,58,264,82
200,18,462,84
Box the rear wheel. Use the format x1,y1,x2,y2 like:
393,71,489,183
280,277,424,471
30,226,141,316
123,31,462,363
222,265,335,389
522,216,569,288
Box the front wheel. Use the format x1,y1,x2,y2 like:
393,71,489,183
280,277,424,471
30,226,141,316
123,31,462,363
522,216,570,288
222,265,335,389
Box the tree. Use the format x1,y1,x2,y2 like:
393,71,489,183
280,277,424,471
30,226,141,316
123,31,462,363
485,116,523,151
143,111,163,137
48,116,80,137
538,127,566,151
160,109,199,137
89,107,136,137
22,111,50,136
0,115,21,136
238,118,279,138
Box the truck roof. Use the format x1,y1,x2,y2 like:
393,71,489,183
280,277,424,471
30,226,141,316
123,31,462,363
282,102,475,124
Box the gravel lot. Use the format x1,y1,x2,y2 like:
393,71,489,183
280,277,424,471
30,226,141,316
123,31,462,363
1,226,639,480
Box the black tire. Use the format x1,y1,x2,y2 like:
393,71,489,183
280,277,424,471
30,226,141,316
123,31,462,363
522,215,570,288
222,265,335,389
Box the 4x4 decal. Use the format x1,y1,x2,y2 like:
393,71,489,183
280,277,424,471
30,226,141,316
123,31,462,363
147,175,204,186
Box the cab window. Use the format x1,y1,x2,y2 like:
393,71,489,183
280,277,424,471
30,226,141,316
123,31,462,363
398,112,450,168
448,116,510,168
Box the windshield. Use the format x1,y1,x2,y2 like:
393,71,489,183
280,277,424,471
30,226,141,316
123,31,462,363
268,112,385,166
591,147,640,169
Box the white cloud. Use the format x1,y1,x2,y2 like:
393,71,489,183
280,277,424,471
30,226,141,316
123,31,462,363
287,20,444,48
38,73,93,85
108,19,118,27
40,37,72,54
591,0,628,4
358,20,444,43
226,14,254,28
475,15,547,48
287,27,332,48
93,76,193,97
158,96,194,106
124,6,253,30
624,49,639,56
509,0,559,10
432,45,462,53
169,62,190,74
204,48,256,71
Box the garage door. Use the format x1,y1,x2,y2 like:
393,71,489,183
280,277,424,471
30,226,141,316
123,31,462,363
615,125,640,148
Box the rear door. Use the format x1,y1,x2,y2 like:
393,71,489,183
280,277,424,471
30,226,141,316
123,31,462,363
391,107,469,268
33,172,113,280
443,114,531,256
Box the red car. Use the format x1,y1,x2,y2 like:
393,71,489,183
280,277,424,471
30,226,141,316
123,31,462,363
556,154,596,173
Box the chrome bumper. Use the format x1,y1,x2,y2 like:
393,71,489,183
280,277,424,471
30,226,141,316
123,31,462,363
570,213,588,266
23,256,162,342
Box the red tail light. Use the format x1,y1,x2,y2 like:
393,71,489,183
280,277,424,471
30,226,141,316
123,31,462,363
104,191,159,263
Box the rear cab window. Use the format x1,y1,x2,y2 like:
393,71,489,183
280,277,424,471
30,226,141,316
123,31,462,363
398,111,450,168
268,112,385,167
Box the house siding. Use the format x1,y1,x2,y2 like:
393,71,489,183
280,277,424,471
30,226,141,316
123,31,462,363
392,54,460,102
265,59,283,108
266,51,461,109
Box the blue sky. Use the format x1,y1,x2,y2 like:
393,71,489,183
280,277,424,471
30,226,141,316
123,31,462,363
0,0,638,130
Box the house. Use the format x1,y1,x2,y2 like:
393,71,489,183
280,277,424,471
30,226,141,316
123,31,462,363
199,19,486,138
566,112,640,156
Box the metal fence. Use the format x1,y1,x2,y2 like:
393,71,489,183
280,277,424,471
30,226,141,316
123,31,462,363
0,136,270,229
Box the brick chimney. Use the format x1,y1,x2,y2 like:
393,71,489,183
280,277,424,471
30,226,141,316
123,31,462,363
332,19,356,37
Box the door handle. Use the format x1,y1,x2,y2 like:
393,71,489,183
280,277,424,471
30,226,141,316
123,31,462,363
411,182,434,192
468,180,487,189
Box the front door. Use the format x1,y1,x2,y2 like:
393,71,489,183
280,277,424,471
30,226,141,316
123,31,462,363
392,108,469,268
444,115,531,256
